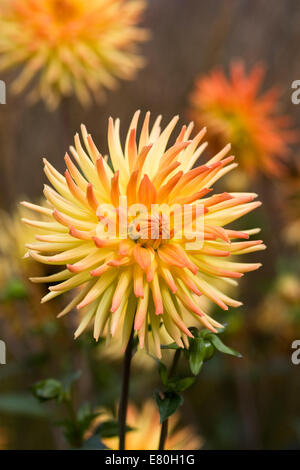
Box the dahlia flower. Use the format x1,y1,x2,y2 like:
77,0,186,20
89,400,202,450
0,0,148,109
189,61,296,178
22,111,265,357
100,279,232,364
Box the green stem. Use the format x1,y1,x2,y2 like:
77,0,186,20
118,326,135,450
169,348,181,377
64,398,82,448
158,419,169,450
158,348,181,450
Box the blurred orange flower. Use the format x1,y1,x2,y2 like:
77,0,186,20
0,0,148,109
189,61,296,178
92,400,203,450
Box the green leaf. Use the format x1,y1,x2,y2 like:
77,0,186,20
62,370,82,396
207,334,242,358
98,420,134,438
198,329,212,339
167,377,196,392
77,402,92,422
32,378,64,402
0,278,28,302
76,403,99,434
0,393,48,418
58,419,83,448
203,340,215,361
188,327,200,338
154,390,183,423
99,420,120,438
189,337,206,375
158,361,168,385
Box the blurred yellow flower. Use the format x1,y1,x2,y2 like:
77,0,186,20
276,273,300,303
255,273,300,339
92,400,203,450
23,111,265,356
0,204,44,283
189,61,296,178
0,0,148,109
0,204,54,332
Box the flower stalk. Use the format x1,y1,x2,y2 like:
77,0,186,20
118,325,135,450
158,348,181,450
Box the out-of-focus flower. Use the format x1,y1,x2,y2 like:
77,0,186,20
0,204,54,333
189,61,296,179
22,111,265,357
0,428,9,450
90,400,203,450
285,219,300,248
0,0,148,109
254,273,300,339
282,162,300,247
276,273,300,303
0,204,45,283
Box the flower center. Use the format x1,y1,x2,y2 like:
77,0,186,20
129,213,172,249
48,0,80,21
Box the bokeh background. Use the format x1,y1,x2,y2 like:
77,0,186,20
0,0,300,450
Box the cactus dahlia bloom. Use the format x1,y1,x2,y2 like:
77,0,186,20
89,400,202,450
100,290,216,366
22,111,265,357
189,61,296,178
0,0,148,109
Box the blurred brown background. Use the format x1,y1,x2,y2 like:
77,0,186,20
1,0,300,207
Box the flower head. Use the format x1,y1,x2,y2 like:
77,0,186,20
89,400,202,450
22,111,265,357
0,0,148,108
189,61,296,178
99,289,217,366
